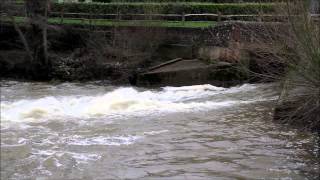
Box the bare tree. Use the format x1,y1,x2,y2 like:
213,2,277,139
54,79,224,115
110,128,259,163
25,0,50,66
2,0,33,61
2,0,51,75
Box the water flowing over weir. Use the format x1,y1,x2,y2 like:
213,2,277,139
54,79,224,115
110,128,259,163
1,81,319,179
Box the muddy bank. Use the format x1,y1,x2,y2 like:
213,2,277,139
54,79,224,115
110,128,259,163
0,49,145,83
0,23,156,83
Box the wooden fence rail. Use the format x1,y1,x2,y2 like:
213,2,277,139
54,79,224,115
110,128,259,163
1,10,320,24
34,12,320,23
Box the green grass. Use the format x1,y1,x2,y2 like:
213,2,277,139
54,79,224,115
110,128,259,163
1,17,216,28
69,2,273,5
90,0,278,2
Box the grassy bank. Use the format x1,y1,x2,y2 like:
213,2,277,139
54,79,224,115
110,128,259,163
0,16,216,28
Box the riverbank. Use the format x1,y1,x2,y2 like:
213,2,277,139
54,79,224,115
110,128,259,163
0,21,285,85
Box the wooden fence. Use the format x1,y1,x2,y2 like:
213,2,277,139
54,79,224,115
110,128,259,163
3,3,320,23
1,8,320,26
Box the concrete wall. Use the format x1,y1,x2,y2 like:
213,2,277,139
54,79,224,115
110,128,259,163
310,0,320,13
198,44,242,64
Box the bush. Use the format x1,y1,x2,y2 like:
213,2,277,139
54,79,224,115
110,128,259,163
52,2,276,15
267,0,320,132
91,0,278,3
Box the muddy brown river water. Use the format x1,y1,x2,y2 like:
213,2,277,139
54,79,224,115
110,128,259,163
1,81,319,179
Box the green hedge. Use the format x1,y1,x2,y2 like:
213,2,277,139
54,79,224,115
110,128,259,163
92,0,278,2
52,3,276,15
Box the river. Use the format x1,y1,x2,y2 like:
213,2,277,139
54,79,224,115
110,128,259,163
1,81,319,179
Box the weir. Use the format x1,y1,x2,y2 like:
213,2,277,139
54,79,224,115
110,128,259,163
135,58,239,87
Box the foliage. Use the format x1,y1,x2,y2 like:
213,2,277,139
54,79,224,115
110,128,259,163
91,0,279,2
51,2,276,15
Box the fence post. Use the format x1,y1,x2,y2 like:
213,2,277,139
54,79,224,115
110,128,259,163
182,12,185,25
218,11,221,22
60,3,64,24
24,5,27,18
89,11,93,27
258,11,262,22
117,11,121,22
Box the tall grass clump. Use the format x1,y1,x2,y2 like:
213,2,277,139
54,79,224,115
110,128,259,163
272,0,319,132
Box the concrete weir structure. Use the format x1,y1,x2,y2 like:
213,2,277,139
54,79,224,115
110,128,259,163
134,58,245,87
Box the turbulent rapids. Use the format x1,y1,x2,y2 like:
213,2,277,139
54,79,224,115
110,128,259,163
1,84,268,122
1,81,319,179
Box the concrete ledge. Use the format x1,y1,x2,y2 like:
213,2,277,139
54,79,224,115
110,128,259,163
134,58,245,87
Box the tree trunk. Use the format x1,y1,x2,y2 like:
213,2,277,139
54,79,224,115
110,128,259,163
2,0,33,62
43,3,48,65
9,16,33,62
25,0,50,79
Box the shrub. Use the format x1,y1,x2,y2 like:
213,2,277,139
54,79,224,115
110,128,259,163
91,0,278,3
52,2,276,15
265,0,320,132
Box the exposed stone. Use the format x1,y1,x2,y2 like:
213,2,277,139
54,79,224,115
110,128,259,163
198,43,243,64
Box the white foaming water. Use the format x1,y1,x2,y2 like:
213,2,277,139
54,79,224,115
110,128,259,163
0,84,263,123
67,135,142,146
